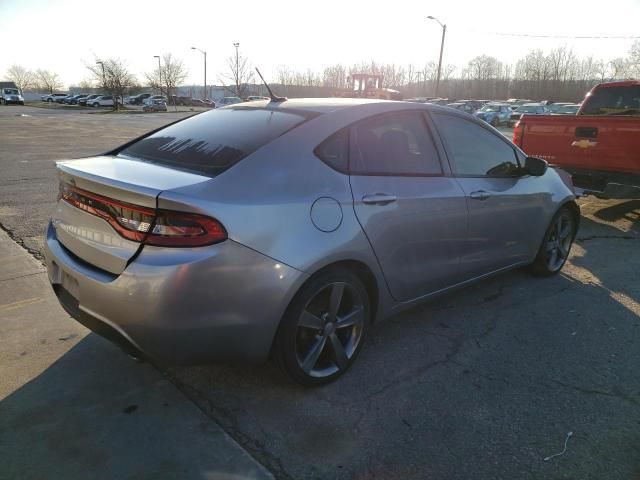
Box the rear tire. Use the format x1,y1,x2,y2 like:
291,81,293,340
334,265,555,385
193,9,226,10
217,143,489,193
274,267,370,386
529,207,577,276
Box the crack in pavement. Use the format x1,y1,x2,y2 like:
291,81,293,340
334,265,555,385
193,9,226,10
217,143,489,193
577,235,637,242
162,372,292,480
550,379,640,406
0,220,45,263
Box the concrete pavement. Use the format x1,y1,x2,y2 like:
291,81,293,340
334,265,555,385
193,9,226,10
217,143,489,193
0,228,273,480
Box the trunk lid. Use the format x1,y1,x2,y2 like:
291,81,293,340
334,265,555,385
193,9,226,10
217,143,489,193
53,155,210,274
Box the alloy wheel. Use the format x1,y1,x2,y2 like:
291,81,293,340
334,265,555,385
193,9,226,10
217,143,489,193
544,212,574,271
294,282,365,378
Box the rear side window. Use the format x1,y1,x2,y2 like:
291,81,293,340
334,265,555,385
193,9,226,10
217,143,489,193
119,108,308,176
433,113,520,177
581,86,640,115
350,111,442,176
315,129,349,173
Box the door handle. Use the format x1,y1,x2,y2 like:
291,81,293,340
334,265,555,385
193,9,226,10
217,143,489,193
575,126,598,138
362,193,397,206
469,190,491,200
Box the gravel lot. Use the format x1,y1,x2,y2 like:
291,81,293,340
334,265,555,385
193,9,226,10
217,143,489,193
1,104,639,479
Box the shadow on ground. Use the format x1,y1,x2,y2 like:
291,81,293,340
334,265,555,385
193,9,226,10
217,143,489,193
0,334,270,480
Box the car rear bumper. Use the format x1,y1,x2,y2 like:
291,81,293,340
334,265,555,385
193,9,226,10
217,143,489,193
44,222,307,364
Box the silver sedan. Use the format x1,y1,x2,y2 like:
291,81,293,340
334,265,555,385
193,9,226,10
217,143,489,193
44,98,579,385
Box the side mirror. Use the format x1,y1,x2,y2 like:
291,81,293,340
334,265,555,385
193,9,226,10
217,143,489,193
524,156,548,176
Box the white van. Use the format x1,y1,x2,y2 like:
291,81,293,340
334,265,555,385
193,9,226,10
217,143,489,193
1,87,24,105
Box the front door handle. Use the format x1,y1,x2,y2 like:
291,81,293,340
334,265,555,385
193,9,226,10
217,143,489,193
469,190,491,201
362,193,397,206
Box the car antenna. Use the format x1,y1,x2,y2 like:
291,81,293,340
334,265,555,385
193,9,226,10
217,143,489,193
255,67,287,102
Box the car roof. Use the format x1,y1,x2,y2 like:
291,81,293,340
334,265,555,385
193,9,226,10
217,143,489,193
521,103,543,107
230,97,399,114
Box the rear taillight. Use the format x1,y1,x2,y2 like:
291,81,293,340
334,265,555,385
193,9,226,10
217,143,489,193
60,183,226,247
513,120,524,147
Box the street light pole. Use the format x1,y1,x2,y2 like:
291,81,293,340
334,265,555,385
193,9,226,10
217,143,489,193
191,47,207,100
233,42,240,97
427,16,447,98
153,55,162,96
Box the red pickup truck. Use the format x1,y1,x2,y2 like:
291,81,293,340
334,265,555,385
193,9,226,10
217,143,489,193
513,81,640,198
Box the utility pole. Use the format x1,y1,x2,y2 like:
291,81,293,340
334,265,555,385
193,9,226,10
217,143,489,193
153,55,162,96
427,16,447,98
96,61,105,92
191,46,207,100
233,42,240,97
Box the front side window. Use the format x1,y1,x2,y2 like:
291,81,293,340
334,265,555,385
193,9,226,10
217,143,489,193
433,113,520,177
350,111,442,176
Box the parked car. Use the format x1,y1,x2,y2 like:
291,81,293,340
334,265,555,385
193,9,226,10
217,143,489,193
446,102,475,114
203,99,216,108
508,103,550,126
246,96,271,101
91,95,115,107
78,94,100,106
44,98,579,386
190,99,206,107
546,102,574,114
127,93,152,105
514,80,640,199
142,98,167,112
42,93,68,102
216,96,243,107
553,104,581,115
474,103,512,126
1,87,24,105
505,98,533,110
55,95,72,104
63,94,88,105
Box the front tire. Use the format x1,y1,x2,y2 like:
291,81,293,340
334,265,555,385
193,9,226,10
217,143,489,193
529,207,577,276
274,268,370,386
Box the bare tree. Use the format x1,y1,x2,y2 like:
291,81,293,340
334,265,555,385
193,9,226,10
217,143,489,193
145,53,188,99
34,69,63,93
609,57,631,80
87,58,137,109
6,65,34,92
221,45,254,98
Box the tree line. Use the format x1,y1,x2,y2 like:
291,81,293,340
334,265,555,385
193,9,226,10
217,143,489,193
4,42,638,103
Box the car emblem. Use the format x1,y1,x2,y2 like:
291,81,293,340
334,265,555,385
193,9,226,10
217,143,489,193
571,139,597,149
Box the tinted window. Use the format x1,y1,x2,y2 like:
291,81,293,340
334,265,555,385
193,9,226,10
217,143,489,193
120,108,308,176
315,129,348,173
433,113,520,177
350,112,442,176
581,85,640,115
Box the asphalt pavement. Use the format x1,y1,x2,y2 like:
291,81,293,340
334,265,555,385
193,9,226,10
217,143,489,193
0,104,639,479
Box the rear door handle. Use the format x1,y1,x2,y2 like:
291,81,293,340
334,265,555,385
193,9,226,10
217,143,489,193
469,190,491,201
362,193,397,206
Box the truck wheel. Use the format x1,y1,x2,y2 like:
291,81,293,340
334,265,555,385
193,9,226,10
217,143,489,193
491,117,499,127
528,206,577,276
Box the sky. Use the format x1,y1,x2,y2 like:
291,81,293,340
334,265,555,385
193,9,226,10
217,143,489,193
1,0,638,87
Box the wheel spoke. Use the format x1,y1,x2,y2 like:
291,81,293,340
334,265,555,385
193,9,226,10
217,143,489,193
336,306,364,329
559,222,572,239
301,336,327,373
329,333,349,369
545,241,556,252
548,248,558,268
298,310,323,330
328,283,345,322
558,241,569,259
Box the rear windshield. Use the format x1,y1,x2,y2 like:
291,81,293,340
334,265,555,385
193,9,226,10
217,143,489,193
581,86,640,115
119,108,308,176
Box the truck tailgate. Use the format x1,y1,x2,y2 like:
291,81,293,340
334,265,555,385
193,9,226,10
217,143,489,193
516,115,640,175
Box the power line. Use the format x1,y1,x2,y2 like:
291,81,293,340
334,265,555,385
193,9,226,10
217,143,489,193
476,31,640,40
